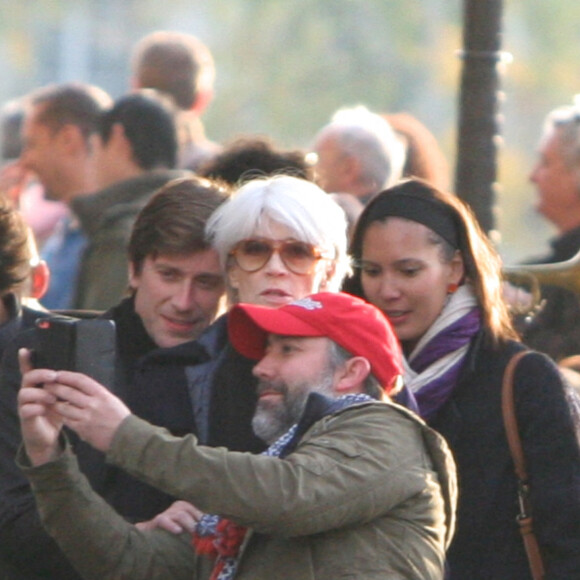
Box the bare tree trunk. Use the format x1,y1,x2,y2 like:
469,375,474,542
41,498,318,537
455,0,504,234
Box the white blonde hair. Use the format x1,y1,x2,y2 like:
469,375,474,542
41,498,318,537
205,175,350,291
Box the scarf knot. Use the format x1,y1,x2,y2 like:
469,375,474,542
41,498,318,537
404,285,481,421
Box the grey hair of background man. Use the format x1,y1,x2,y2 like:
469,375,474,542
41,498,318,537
543,97,580,176
318,105,406,190
205,175,351,291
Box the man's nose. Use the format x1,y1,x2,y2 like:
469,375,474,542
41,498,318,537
171,282,196,311
252,353,275,380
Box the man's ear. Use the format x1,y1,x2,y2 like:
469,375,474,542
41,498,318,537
127,261,140,290
342,154,361,182
191,89,213,115
30,260,50,299
109,123,134,159
334,356,371,395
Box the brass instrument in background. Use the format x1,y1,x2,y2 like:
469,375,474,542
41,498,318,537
504,251,580,381
503,249,580,316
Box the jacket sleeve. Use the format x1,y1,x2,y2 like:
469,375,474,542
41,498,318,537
19,447,197,580
107,405,444,537
0,334,83,579
514,351,580,578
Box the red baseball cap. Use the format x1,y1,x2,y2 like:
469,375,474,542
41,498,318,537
228,292,402,392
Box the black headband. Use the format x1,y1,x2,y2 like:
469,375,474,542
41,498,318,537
364,191,460,249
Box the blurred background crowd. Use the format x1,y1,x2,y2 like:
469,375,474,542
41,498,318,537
1,0,579,263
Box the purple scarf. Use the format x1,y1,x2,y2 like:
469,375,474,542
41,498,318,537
410,308,481,421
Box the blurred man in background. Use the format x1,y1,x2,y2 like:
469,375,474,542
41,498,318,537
518,99,580,362
528,100,580,264
71,90,189,311
0,98,68,249
19,83,112,310
131,30,221,171
198,134,312,185
311,105,405,204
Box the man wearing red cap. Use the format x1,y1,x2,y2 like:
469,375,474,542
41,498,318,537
17,292,456,580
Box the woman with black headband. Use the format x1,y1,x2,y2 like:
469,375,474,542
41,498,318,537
344,178,580,579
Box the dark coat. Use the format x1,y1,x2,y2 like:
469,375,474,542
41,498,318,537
0,296,50,361
517,225,580,361
0,297,201,578
431,332,580,580
189,314,265,453
75,298,207,521
527,225,580,265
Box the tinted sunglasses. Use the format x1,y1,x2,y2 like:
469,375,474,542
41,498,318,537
229,238,327,275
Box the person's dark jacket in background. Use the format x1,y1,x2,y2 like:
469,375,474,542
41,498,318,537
432,330,580,579
517,225,580,361
186,314,265,453
0,297,201,578
0,295,52,579
71,170,189,311
0,294,49,361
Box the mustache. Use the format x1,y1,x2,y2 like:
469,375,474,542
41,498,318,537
256,380,287,397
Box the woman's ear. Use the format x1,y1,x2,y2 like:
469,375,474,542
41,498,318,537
316,260,336,292
450,250,465,285
227,265,240,290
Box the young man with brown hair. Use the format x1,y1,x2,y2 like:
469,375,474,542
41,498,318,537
0,177,228,579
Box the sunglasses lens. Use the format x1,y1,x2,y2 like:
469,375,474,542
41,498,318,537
232,239,322,274
279,242,318,274
235,239,273,272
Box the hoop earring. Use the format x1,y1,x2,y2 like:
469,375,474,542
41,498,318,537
447,282,459,294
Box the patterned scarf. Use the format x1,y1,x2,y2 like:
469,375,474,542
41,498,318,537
192,393,373,580
403,285,481,421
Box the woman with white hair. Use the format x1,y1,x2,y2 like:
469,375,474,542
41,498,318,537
187,175,351,454
207,174,350,301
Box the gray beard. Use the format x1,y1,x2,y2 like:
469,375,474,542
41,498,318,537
252,374,335,445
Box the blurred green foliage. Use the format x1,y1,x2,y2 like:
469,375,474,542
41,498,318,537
0,0,578,261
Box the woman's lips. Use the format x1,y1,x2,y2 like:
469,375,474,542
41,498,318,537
384,310,410,324
260,288,293,305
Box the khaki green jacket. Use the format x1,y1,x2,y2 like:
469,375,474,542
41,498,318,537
22,401,456,580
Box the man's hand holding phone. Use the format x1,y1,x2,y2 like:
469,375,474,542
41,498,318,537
18,348,65,466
